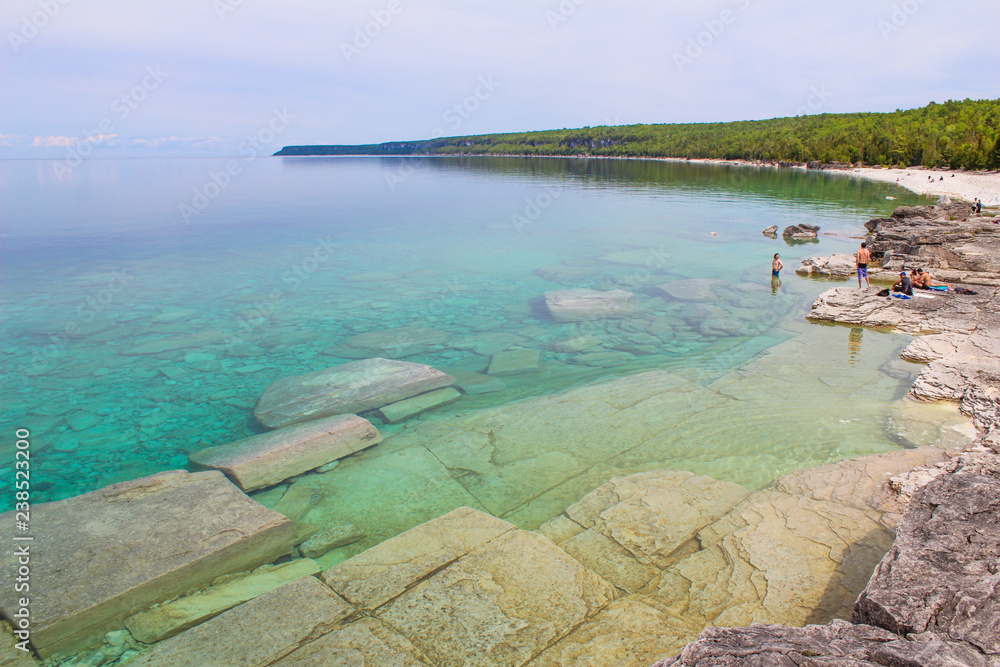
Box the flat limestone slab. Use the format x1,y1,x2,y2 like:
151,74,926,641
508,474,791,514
272,617,430,666
377,529,617,667
190,415,382,491
124,558,321,644
544,288,637,322
443,369,507,395
0,622,38,667
377,388,462,423
128,577,353,667
487,349,542,376
0,471,299,658
526,597,699,667
323,507,515,611
255,358,455,428
651,490,893,628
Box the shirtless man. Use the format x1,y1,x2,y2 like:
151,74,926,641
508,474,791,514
856,242,871,289
919,268,947,288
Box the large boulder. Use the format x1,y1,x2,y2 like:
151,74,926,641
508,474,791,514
654,620,992,666
190,414,382,491
782,224,820,239
254,358,455,429
852,468,1000,656
544,289,637,322
795,253,857,278
0,471,299,658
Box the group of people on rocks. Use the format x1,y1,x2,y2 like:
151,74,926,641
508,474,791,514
891,267,947,295
854,241,949,294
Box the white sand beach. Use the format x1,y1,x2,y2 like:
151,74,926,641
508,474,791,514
841,166,1000,206
659,157,1000,206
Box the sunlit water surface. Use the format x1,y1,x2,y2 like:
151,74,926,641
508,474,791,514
0,157,968,547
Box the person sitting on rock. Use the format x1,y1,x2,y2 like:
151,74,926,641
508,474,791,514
910,268,924,288
893,271,913,296
918,268,948,289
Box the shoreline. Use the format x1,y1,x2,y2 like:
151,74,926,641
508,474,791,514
281,151,1000,206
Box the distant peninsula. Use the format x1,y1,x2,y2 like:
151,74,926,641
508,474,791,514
275,99,1000,171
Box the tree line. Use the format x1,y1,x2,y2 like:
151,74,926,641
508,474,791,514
275,99,1000,170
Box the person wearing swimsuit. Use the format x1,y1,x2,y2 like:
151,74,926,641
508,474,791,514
856,242,871,289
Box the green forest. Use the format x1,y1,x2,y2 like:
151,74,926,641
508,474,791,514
276,99,1000,170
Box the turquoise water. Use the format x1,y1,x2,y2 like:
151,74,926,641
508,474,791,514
0,156,936,512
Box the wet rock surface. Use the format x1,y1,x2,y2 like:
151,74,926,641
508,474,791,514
254,357,455,428
0,471,299,658
190,414,382,491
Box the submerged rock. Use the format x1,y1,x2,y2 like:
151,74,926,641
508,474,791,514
0,471,299,658
376,387,462,424
544,288,637,322
298,524,366,558
540,471,749,593
124,558,321,644
487,348,543,376
550,334,603,353
254,358,455,429
442,368,507,395
346,326,450,357
127,577,352,667
774,447,950,529
654,279,726,302
190,414,382,491
119,330,226,356
652,489,893,628
325,507,616,666
528,596,699,667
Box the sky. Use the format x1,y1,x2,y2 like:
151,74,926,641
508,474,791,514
2,0,998,158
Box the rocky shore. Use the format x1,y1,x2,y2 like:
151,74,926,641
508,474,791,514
660,207,1000,665
3,203,999,666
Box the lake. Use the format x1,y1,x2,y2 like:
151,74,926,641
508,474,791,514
0,156,969,546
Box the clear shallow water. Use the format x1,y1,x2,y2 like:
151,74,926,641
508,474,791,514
0,156,953,517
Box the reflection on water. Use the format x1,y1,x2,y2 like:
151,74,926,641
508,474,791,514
848,327,864,365
0,156,943,517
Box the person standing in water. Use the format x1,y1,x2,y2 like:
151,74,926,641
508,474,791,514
856,242,871,289
772,253,784,282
